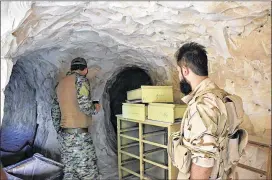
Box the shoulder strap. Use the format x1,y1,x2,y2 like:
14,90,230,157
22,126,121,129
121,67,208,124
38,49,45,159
194,88,228,103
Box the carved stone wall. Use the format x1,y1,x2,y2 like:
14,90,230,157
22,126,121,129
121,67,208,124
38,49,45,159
1,2,270,179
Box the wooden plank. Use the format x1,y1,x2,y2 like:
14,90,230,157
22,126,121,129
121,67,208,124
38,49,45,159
143,158,168,170
120,150,140,160
143,174,159,180
120,126,139,133
117,114,181,127
164,127,168,180
121,142,139,149
142,140,167,149
143,147,165,157
144,119,181,127
139,122,144,179
120,120,138,129
144,165,157,172
117,115,182,180
248,135,271,147
121,158,139,166
168,123,180,180
143,130,166,138
120,166,141,178
117,118,122,180
168,126,172,180
120,134,139,141
122,173,137,180
267,148,271,179
237,163,266,175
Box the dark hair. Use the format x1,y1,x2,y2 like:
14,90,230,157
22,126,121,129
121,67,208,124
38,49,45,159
70,64,87,71
175,42,208,76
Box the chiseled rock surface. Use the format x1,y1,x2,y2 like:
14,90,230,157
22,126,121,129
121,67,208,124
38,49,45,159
1,2,271,179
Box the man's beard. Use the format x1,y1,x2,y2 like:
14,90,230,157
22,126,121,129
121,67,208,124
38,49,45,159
180,79,192,95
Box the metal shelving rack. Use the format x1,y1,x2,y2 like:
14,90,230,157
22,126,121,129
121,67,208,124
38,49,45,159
117,115,181,180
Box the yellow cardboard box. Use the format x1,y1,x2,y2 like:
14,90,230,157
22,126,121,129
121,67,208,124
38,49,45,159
127,86,173,103
122,103,147,121
148,103,187,123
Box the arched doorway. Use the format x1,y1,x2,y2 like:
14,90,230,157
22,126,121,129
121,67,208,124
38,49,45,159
108,67,152,133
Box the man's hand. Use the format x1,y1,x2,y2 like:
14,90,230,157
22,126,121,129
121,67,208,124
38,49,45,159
95,104,101,112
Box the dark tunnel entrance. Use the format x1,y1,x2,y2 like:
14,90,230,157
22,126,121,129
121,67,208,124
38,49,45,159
109,67,152,133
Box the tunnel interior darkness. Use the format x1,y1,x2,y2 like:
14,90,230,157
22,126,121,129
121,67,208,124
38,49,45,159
109,67,152,133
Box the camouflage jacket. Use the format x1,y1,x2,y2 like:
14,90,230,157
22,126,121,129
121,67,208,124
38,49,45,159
181,78,228,170
51,71,96,132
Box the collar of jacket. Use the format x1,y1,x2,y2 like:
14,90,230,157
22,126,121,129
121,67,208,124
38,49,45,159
66,71,82,76
181,77,215,105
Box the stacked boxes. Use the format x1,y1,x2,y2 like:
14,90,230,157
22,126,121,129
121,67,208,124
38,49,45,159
119,85,186,179
122,85,187,123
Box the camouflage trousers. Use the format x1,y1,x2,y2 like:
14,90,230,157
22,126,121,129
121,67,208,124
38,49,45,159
57,131,99,180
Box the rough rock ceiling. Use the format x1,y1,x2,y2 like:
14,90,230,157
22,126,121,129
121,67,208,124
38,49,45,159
1,1,271,179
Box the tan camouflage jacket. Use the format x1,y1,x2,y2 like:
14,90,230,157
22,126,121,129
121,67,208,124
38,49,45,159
51,71,96,132
181,78,228,173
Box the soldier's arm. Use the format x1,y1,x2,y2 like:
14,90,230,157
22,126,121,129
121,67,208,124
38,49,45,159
189,95,225,178
189,129,217,179
190,163,213,179
51,95,61,132
76,75,96,116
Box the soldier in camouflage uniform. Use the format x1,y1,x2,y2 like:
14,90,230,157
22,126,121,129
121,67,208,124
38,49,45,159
175,42,230,179
51,57,100,180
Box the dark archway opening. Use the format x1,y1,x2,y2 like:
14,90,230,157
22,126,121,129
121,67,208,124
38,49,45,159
109,67,152,133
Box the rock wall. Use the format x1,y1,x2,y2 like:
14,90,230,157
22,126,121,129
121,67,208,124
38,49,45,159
1,1,271,179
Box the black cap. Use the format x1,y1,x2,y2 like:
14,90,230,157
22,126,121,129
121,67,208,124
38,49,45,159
71,57,87,66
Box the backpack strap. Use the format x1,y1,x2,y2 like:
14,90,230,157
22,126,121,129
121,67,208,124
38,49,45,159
167,108,189,166
193,88,228,177
195,88,228,102
224,95,244,119
195,89,244,119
